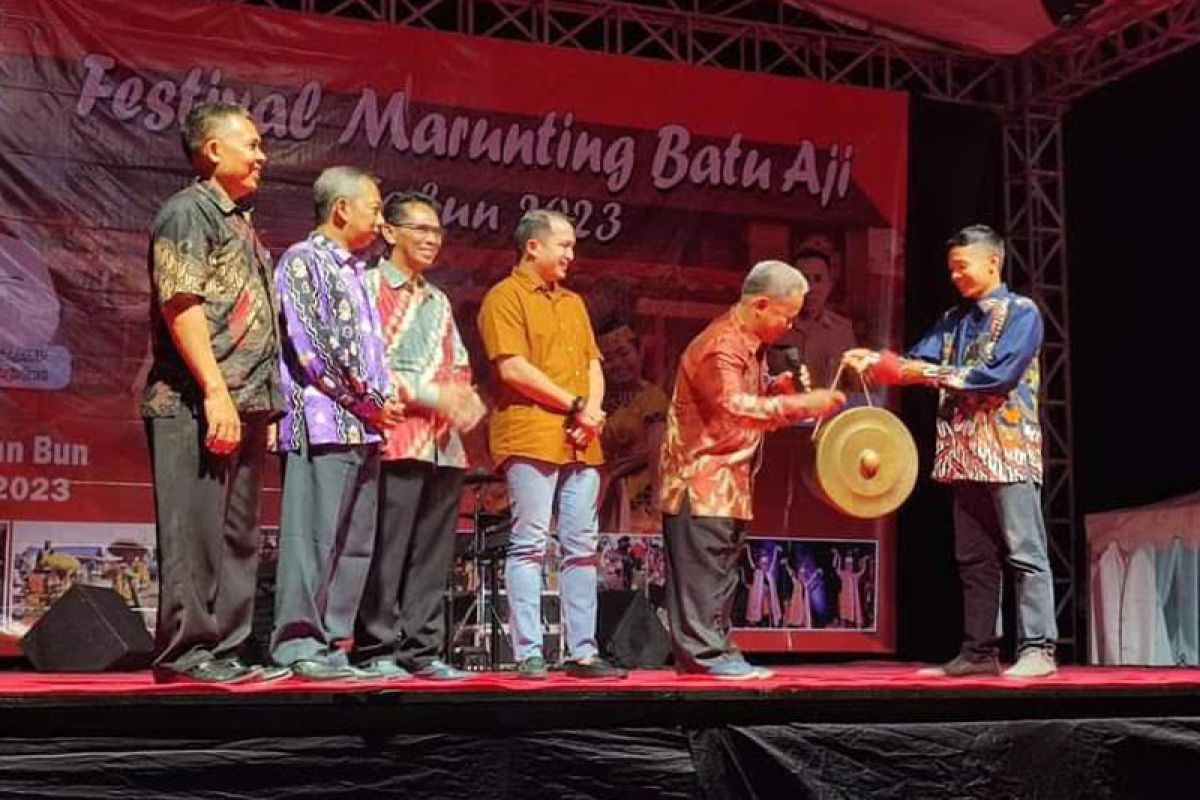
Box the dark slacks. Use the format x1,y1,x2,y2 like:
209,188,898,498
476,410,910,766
953,480,1058,660
662,494,748,672
271,440,380,667
146,411,269,672
352,460,464,669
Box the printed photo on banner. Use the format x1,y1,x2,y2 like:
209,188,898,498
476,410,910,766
735,538,878,632
3,521,157,636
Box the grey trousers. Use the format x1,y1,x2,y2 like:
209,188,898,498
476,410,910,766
953,480,1058,659
271,440,380,667
662,494,748,673
146,411,269,672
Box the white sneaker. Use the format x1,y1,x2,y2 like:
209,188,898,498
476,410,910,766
1002,650,1057,679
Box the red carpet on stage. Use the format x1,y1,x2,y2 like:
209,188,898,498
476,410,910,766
2,663,1199,697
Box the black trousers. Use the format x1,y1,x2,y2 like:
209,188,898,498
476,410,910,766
662,494,747,673
352,460,464,669
146,411,269,672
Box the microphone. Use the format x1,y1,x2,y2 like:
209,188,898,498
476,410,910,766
782,346,814,392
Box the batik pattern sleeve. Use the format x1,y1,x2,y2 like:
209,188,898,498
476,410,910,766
693,350,788,427
150,203,211,304
278,251,384,422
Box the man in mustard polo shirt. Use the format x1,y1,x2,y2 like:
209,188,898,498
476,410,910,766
477,210,626,680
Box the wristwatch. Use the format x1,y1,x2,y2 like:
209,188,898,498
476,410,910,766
568,395,586,417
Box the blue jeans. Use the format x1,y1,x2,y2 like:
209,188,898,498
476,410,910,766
504,458,600,662
952,480,1058,659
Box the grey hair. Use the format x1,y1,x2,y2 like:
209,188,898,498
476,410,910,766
181,101,254,165
513,209,573,257
313,166,377,224
741,260,809,299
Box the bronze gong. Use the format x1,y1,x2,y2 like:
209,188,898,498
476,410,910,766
811,405,918,519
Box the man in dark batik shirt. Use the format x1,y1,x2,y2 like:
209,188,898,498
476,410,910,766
142,101,288,685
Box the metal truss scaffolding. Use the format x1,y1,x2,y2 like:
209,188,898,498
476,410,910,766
226,0,1200,661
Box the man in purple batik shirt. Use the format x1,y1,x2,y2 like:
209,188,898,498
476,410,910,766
271,165,403,681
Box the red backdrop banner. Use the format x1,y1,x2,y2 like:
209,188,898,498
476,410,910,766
0,0,908,652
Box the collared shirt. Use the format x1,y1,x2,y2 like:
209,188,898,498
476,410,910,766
477,265,603,467
365,258,471,467
660,309,792,520
276,232,389,450
142,180,282,418
769,308,857,389
907,283,1044,484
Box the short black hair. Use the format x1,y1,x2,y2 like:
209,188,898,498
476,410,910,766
597,315,636,339
512,209,573,258
181,101,253,165
946,224,1005,264
383,189,442,225
792,247,832,269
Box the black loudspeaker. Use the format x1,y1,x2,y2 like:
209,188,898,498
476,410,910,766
1041,0,1101,27
597,590,672,668
21,585,155,672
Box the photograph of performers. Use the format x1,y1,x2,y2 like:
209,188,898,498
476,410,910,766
350,190,485,681
659,260,845,680
844,224,1057,679
743,543,782,628
596,317,670,533
142,102,286,685
476,210,627,680
271,166,403,681
832,546,872,629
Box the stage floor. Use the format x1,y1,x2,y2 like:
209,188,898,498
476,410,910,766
4,663,1200,736
4,664,1200,797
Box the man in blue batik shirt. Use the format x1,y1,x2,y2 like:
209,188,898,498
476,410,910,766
844,224,1057,680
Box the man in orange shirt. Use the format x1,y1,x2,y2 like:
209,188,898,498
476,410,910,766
660,260,845,679
477,210,626,680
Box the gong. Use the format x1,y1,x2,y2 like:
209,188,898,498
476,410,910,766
811,406,918,519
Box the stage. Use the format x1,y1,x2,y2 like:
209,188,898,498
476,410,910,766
2,663,1198,798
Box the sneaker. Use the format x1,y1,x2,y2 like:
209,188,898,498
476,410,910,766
515,656,549,680
916,655,1001,678
352,658,412,681
412,660,472,681
1003,650,1057,679
562,657,629,679
701,660,771,681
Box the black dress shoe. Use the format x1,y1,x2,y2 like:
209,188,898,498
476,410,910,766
290,659,358,681
563,657,629,679
917,655,1001,678
219,658,293,683
154,659,257,685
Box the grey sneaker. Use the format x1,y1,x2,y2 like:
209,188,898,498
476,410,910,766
516,656,549,680
698,660,772,681
413,660,472,681
1003,650,1057,679
352,658,412,681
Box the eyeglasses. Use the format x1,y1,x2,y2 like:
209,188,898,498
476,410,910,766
390,222,446,239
